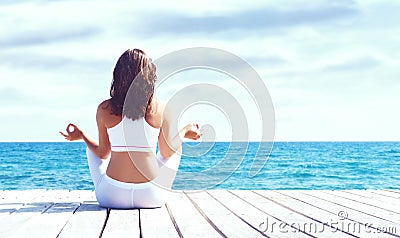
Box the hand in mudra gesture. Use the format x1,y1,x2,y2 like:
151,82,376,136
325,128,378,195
183,123,202,140
59,123,83,141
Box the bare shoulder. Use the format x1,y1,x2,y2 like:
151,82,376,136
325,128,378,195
96,99,113,124
98,99,111,110
97,99,122,128
145,98,164,128
97,99,112,115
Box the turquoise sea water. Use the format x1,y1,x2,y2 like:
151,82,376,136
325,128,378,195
0,142,399,190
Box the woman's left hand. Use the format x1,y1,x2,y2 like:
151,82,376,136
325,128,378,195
59,123,83,141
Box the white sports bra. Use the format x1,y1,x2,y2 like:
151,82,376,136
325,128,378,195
107,116,160,153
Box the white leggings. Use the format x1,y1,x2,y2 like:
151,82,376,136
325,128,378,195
86,148,181,209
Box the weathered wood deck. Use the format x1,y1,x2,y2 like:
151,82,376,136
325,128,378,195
0,190,399,237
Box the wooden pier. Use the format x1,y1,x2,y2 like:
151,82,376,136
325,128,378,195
0,190,399,237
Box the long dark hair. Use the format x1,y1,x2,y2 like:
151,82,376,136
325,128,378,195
109,49,156,120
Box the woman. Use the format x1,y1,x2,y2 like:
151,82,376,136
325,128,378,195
60,49,201,209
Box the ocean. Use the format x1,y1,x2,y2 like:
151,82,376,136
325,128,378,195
0,142,399,190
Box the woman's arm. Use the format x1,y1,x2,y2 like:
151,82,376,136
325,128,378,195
158,104,201,159
60,103,111,159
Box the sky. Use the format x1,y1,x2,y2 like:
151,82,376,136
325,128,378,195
0,0,399,142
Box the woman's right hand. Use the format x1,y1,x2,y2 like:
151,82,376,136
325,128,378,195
182,123,202,140
59,123,83,141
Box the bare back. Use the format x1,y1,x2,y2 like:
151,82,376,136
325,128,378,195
98,99,163,183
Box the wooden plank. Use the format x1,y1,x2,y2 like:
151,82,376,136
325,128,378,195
344,190,400,209
58,202,108,238
323,190,400,223
384,190,400,196
300,191,399,236
0,190,399,237
370,190,400,199
0,203,24,221
0,190,45,203
258,190,364,238
207,190,309,238
31,190,96,203
101,209,140,237
0,202,53,237
56,190,96,203
186,190,274,238
8,202,80,238
0,190,44,223
31,190,72,203
232,190,356,238
365,190,400,201
270,190,395,238
140,205,180,238
284,190,399,229
164,191,221,237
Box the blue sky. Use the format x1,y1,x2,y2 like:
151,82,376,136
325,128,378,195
0,0,399,142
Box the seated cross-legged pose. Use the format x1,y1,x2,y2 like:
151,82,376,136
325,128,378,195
60,49,201,209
